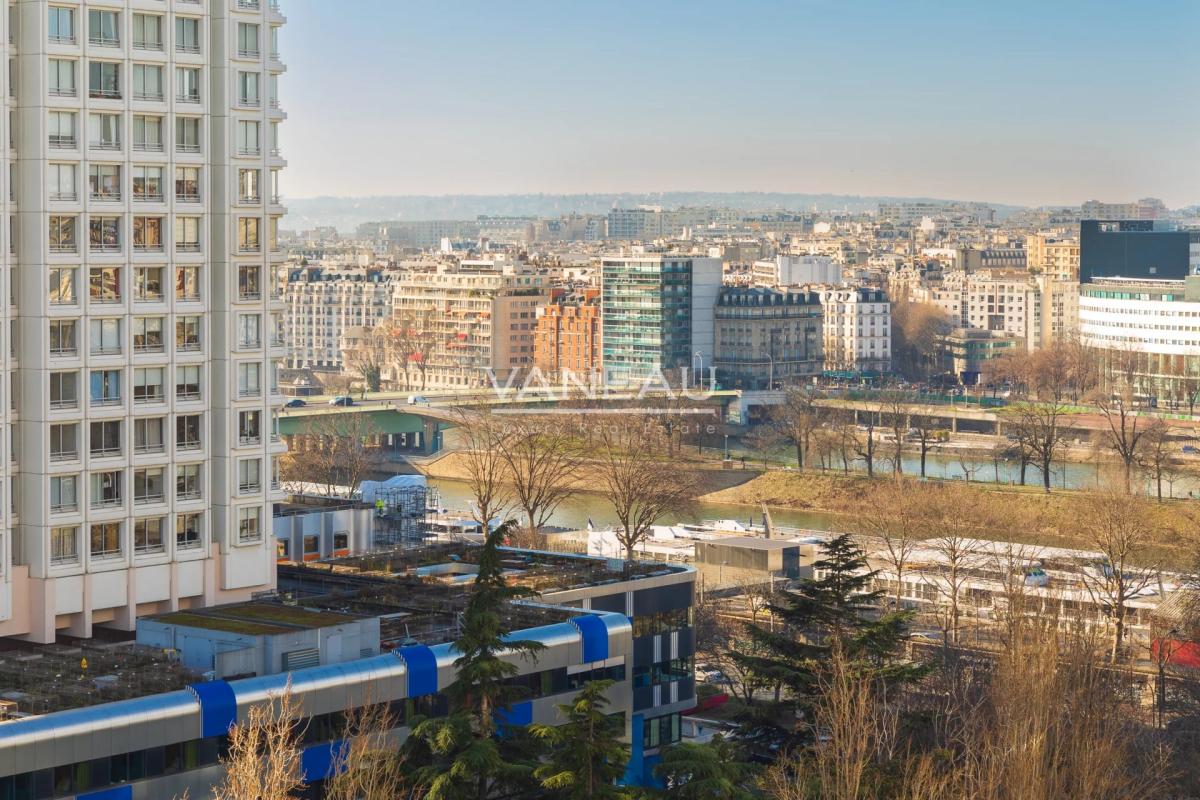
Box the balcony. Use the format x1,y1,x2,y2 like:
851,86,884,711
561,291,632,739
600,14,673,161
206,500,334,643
177,91,200,104
133,40,163,52
240,193,261,204
133,342,165,354
89,35,120,48
90,344,121,356
239,481,261,494
176,389,200,401
177,340,202,353
134,442,165,455
177,142,201,154
177,191,200,204
238,0,262,9
177,42,201,55
49,449,77,463
50,397,78,410
239,289,262,301
238,387,261,399
49,135,77,150
90,190,120,202
49,242,78,255
50,190,77,202
90,446,121,459
238,241,261,254
89,242,121,254
176,242,201,254
90,139,121,152
90,496,122,509
133,392,165,405
133,191,164,203
49,33,76,45
50,345,78,358
239,434,261,446
177,439,202,452
238,49,260,60
134,493,164,505
134,90,164,102
49,86,77,98
133,141,164,153
239,146,262,157
177,487,201,501
50,500,77,514
91,395,121,407
89,88,121,100
238,338,261,351
133,241,165,254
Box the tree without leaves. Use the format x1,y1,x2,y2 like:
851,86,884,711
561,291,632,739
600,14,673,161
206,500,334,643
212,681,304,800
1075,491,1160,663
388,307,441,391
855,479,924,608
279,412,383,498
1002,394,1073,493
1093,384,1149,493
878,389,911,477
773,387,825,471
594,418,696,563
453,409,515,530
1139,419,1178,502
529,679,630,800
325,701,405,800
497,415,584,548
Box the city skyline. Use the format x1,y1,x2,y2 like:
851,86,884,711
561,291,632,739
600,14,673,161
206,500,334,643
281,0,1200,208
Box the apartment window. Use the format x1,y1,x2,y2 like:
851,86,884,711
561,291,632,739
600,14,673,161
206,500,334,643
237,22,260,58
238,314,261,349
238,71,260,106
237,362,261,397
175,166,199,202
89,319,121,355
271,26,280,58
132,165,163,201
238,459,261,493
271,168,282,203
89,369,121,405
133,266,164,301
175,267,201,301
49,111,76,148
238,218,261,252
50,475,78,514
176,512,202,549
89,521,122,558
89,420,121,457
175,216,201,252
48,59,76,97
176,465,201,501
50,372,78,410
48,7,75,44
133,216,164,251
238,265,261,300
132,317,164,353
133,469,164,505
133,417,164,454
176,17,200,54
88,267,121,303
176,365,201,400
132,115,163,151
48,163,77,201
132,64,164,101
238,410,261,445
49,267,77,304
89,216,121,251
88,9,119,46
88,61,121,98
176,116,201,153
48,216,77,253
50,319,77,356
237,120,260,155
89,113,120,150
270,121,280,155
176,67,200,103
237,506,261,543
133,367,164,403
51,526,79,564
176,315,202,350
176,414,201,450
133,518,165,555
132,14,162,50
88,164,121,201
269,73,279,108
239,169,261,203
49,423,78,461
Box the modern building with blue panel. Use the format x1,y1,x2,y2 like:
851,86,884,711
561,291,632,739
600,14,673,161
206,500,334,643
0,545,696,797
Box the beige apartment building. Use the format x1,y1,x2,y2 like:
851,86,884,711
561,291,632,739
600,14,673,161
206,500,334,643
918,271,1078,351
389,260,548,389
1026,232,1080,280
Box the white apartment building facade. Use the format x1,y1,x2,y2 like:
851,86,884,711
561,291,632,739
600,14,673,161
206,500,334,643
918,271,1078,352
0,0,286,642
750,254,841,288
281,265,392,370
818,287,891,373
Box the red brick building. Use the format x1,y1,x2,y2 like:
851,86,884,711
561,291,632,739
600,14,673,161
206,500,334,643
533,288,600,378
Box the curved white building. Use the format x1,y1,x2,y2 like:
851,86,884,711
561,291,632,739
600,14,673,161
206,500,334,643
1078,277,1200,402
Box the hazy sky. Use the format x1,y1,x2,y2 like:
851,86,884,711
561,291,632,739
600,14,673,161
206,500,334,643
281,0,1200,207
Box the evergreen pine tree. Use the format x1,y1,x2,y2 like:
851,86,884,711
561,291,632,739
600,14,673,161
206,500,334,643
731,532,921,751
402,521,546,800
652,736,758,800
530,679,630,799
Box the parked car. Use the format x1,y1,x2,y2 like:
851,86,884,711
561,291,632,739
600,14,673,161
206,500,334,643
283,398,307,408
407,394,429,405
329,395,354,407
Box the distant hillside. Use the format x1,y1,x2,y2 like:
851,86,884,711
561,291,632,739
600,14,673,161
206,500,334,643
282,192,1028,233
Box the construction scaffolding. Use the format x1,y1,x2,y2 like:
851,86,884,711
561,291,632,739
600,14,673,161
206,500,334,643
373,484,439,549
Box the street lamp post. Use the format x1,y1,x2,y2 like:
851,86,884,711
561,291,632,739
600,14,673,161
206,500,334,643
692,351,704,390
724,434,729,461
766,352,774,391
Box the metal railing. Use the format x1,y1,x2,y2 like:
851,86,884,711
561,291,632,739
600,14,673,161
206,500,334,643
49,135,76,149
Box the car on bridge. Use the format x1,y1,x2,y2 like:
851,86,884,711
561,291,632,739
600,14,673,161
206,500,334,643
284,398,307,408
329,395,354,407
